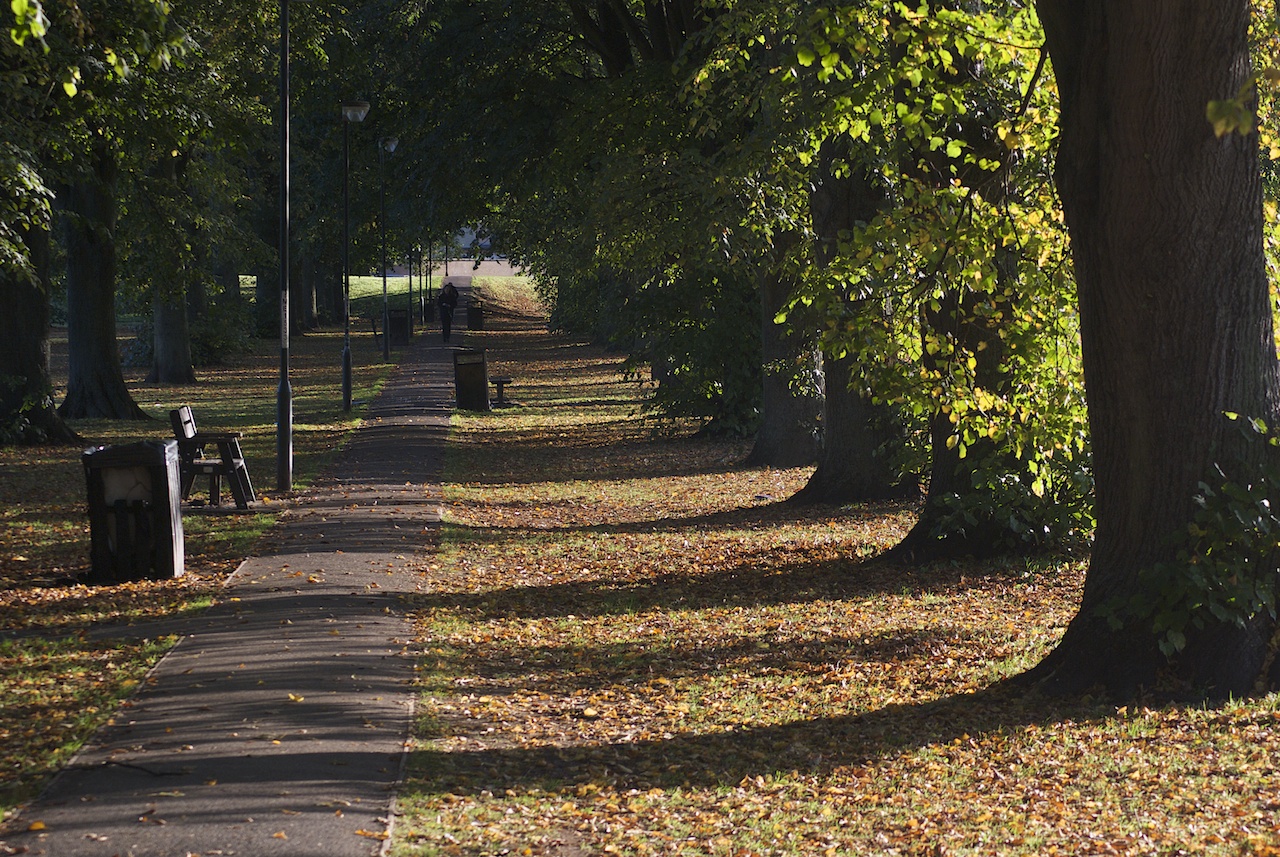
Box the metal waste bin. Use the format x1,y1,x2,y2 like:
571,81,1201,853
388,308,411,346
453,348,491,411
466,299,484,331
82,440,185,583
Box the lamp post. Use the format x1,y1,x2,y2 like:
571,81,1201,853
340,99,369,411
426,198,436,322
379,135,398,361
276,0,293,492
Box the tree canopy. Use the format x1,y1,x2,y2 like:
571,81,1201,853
9,0,1280,696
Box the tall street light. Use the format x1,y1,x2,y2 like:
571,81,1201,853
276,0,294,492
340,99,369,411
426,198,436,322
379,135,398,361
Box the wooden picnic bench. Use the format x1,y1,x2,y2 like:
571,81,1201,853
168,406,256,510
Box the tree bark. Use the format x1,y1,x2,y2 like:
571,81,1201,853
793,136,913,503
1028,0,1280,697
150,289,196,384
57,140,150,421
744,247,820,468
254,265,276,337
886,287,1012,561
793,353,914,504
297,246,318,331
0,225,77,444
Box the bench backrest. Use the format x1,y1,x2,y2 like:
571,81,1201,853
170,406,198,442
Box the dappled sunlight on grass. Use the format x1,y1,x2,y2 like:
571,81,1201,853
0,315,401,816
394,283,1280,856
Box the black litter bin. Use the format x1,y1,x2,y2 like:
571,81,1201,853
453,348,491,411
467,299,485,331
82,440,185,583
388,308,411,346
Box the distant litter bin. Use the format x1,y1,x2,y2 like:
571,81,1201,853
466,299,485,331
453,348,491,411
82,440,184,583
388,308,411,346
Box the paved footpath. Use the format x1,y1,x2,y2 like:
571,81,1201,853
2,309,468,856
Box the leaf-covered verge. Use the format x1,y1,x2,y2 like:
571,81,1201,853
0,305,401,814
396,285,1280,856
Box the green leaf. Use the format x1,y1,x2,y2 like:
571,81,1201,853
1206,97,1255,138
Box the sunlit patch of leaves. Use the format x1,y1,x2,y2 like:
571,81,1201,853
0,318,398,819
395,287,1280,856
0,635,176,809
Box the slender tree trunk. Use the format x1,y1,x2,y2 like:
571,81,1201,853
1028,0,1280,697
297,246,317,330
57,140,149,421
887,285,1014,561
745,242,820,467
0,225,77,444
254,266,275,336
150,289,196,384
214,252,241,305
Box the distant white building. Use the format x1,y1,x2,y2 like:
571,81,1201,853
455,226,492,257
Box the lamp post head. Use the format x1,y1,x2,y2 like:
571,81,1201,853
382,136,399,154
341,100,370,123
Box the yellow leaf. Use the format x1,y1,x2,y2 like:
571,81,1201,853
28,820,46,831
273,831,288,839
288,693,304,702
355,829,390,840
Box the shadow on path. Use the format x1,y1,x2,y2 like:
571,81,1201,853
1,328,456,856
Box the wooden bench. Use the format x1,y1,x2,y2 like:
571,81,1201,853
169,406,256,510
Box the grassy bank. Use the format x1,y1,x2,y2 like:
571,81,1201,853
393,284,1280,856
0,310,404,813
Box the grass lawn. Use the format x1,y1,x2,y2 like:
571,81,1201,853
392,285,1280,856
0,283,414,814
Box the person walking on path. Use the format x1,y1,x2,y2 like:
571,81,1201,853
438,280,459,342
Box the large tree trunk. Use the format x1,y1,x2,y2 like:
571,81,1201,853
0,225,77,444
57,140,149,421
793,353,914,504
1028,0,1280,697
744,247,820,468
793,136,913,503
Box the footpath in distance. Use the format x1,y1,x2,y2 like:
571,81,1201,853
0,297,468,857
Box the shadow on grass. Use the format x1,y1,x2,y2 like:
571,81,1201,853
451,434,753,485
422,624,980,699
409,540,983,623
403,680,1100,796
